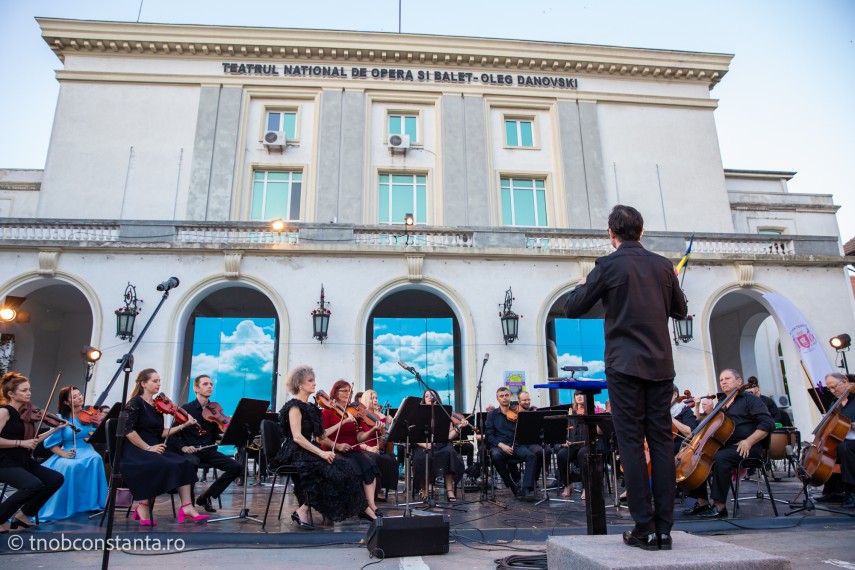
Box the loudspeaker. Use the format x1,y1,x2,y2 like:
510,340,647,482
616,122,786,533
366,515,450,558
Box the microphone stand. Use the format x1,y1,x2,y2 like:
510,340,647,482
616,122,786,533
101,287,174,570
473,357,498,505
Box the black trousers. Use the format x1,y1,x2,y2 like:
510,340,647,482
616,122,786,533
688,445,761,504
839,439,855,489
556,444,584,486
490,444,537,491
372,451,399,491
0,462,64,521
607,368,675,534
185,448,243,499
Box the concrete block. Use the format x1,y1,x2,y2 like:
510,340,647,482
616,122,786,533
546,531,791,570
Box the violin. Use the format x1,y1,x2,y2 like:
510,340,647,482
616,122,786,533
315,390,366,424
676,390,695,406
674,384,748,491
503,405,518,423
20,402,80,439
77,405,104,427
153,393,206,437
201,401,231,432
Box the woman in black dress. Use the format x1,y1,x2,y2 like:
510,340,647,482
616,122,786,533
274,365,374,530
120,368,207,525
412,389,466,502
0,372,65,532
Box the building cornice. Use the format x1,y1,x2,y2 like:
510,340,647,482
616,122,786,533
38,18,732,90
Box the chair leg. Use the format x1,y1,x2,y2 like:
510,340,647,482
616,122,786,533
170,492,176,518
261,473,278,530
761,468,779,516
733,471,741,517
277,475,290,521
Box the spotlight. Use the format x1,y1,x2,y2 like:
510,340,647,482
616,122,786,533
270,218,286,232
830,334,851,350
404,213,414,226
0,307,16,322
82,346,102,363
0,296,26,323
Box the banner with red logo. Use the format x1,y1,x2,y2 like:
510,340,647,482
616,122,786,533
762,293,833,386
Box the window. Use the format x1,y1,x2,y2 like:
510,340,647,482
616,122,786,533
501,177,547,227
504,118,534,148
251,170,302,221
388,113,418,142
379,174,426,224
265,110,297,140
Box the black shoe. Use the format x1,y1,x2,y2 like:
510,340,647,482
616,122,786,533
10,518,34,530
196,495,217,513
657,533,672,550
357,512,377,523
290,511,314,530
698,505,728,519
842,494,855,509
815,492,845,504
682,502,711,516
622,530,658,551
373,509,384,518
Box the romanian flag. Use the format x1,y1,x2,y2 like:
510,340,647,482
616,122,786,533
675,234,694,276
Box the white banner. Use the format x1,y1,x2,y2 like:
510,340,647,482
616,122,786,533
762,293,833,386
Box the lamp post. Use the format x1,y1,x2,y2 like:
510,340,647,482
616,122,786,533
312,285,331,343
404,213,414,245
115,284,141,341
80,345,102,402
499,287,521,344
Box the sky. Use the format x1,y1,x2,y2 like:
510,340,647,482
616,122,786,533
1,0,853,241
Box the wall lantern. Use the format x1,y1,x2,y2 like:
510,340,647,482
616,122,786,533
115,283,141,341
499,287,521,344
672,314,694,345
312,285,331,343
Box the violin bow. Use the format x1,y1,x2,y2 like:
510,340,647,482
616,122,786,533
33,371,63,438
177,374,191,407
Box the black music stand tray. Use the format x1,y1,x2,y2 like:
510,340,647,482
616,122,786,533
208,397,270,524
514,411,572,505
388,397,451,516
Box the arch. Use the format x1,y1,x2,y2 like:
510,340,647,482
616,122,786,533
163,275,290,405
355,277,475,406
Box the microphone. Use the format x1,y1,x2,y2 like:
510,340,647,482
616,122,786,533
156,277,180,292
483,353,490,364
398,360,415,373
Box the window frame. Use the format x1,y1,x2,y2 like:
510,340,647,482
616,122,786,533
377,171,429,226
261,107,300,143
385,110,422,146
499,175,549,228
502,114,537,149
249,168,304,222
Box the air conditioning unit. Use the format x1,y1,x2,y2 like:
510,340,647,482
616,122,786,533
263,131,286,149
387,133,411,151
774,394,791,408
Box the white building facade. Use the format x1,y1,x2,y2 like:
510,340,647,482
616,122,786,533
0,18,852,436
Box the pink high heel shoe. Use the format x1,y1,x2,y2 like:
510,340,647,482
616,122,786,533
133,504,157,526
178,503,210,523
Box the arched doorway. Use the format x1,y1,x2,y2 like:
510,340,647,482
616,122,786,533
544,291,607,409
0,280,95,406
365,289,462,409
178,286,279,414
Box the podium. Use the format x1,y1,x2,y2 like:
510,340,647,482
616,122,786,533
534,379,609,535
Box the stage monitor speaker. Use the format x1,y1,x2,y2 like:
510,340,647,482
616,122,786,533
366,514,449,558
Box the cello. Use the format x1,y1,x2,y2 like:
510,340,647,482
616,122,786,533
800,384,854,486
674,385,747,491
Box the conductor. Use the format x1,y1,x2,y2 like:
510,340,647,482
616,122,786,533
564,205,687,551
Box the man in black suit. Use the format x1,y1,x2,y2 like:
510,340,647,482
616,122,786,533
564,205,687,551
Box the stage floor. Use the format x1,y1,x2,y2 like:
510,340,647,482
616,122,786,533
26,467,855,548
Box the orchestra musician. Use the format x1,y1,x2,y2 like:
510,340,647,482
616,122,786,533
321,379,383,517
681,369,775,519
0,372,65,532
412,389,466,502
564,205,687,551
671,385,698,453
556,402,587,498
696,397,714,421
746,376,791,427
274,366,374,529
486,386,538,501
357,389,399,503
38,385,108,521
120,369,209,525
821,373,855,509
167,375,243,513
516,391,553,486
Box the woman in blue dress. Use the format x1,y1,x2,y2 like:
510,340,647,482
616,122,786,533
38,386,108,521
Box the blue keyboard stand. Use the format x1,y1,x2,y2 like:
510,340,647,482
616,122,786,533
533,379,609,535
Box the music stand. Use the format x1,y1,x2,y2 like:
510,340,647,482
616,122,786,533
208,397,270,524
388,397,451,516
514,411,572,505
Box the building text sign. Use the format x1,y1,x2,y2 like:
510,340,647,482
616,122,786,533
222,62,578,89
